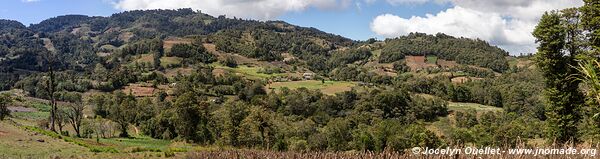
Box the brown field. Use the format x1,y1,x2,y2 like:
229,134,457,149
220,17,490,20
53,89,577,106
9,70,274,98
212,68,228,76
438,59,459,68
451,76,483,84
281,53,297,62
164,67,194,77
41,38,56,53
133,54,154,64
405,56,438,71
163,38,192,51
122,84,156,97
203,43,218,54
7,106,36,112
119,31,134,42
366,62,397,76
516,59,534,68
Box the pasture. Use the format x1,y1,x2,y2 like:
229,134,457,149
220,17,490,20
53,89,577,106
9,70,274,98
267,80,356,95
448,102,503,113
211,63,285,79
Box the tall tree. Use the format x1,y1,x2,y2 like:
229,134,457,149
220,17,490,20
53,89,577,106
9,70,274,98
108,92,137,137
44,51,58,132
152,38,164,70
533,11,585,143
581,0,600,51
173,92,213,144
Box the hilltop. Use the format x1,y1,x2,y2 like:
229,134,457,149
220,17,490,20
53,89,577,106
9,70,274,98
0,9,511,91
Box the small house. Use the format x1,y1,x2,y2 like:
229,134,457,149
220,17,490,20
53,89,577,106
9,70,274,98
303,72,315,80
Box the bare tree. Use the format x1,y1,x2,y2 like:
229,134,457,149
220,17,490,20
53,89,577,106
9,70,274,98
66,103,85,137
42,50,58,132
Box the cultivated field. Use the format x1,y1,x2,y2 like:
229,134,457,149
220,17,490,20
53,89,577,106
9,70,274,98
405,56,439,71
163,38,192,51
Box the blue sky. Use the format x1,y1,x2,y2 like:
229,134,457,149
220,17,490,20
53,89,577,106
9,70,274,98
278,1,451,40
1,0,117,26
0,0,583,55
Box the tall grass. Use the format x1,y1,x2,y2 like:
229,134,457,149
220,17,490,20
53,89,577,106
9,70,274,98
575,59,600,106
185,148,597,159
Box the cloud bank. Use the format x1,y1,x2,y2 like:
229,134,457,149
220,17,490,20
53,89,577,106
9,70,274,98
370,0,583,55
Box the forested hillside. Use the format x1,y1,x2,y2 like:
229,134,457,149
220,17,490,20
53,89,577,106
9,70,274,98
380,33,509,72
1,6,598,158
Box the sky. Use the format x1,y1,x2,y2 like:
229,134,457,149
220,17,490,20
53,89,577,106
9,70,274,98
0,0,584,55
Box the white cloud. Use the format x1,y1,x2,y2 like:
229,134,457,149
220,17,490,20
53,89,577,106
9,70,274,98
112,0,351,20
22,0,40,2
371,0,583,55
386,0,430,5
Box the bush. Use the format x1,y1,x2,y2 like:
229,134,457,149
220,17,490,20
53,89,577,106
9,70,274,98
455,110,478,128
257,66,283,74
221,56,238,68
392,61,410,73
0,93,12,120
288,137,308,152
164,150,176,157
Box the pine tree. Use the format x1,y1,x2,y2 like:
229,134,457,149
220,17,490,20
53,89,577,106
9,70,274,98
533,11,585,143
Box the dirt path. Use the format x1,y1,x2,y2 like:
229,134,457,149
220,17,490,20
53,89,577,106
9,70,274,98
7,107,36,112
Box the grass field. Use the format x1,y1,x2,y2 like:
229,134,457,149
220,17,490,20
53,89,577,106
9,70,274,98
426,102,503,142
371,49,382,60
426,55,438,64
86,136,190,153
133,54,154,64
268,80,356,95
160,56,182,67
0,121,90,158
448,102,503,112
129,54,183,68
210,63,285,79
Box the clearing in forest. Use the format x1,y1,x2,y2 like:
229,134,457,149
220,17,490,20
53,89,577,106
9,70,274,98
163,38,192,51
448,102,502,113
268,80,356,95
405,56,438,71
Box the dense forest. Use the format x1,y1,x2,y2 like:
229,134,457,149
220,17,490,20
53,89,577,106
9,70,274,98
0,2,599,157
